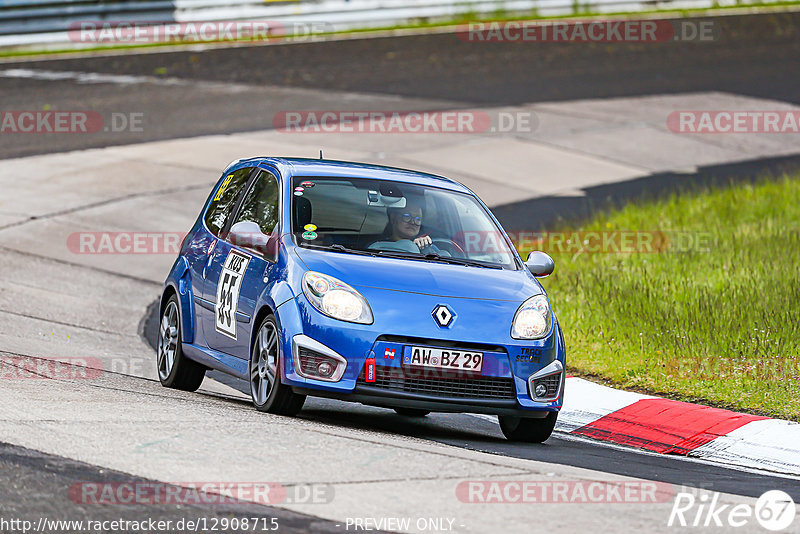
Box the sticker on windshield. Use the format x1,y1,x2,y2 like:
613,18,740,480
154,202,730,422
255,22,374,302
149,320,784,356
294,187,304,192
300,181,315,188
215,250,250,340
302,231,317,240
304,224,317,232
294,191,303,196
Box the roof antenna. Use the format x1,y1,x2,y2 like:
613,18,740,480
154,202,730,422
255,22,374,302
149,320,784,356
319,149,323,160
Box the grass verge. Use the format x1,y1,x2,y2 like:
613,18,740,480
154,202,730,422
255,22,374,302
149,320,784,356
534,176,800,420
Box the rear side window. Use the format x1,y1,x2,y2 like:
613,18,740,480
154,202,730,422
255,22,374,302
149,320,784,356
204,167,253,236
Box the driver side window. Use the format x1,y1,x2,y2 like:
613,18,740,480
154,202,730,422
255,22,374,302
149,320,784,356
231,171,280,235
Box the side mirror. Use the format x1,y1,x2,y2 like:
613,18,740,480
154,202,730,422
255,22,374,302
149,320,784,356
526,251,554,278
228,221,279,263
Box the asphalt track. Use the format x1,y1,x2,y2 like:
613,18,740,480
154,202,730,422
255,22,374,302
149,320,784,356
2,11,800,161
0,441,348,533
2,9,800,531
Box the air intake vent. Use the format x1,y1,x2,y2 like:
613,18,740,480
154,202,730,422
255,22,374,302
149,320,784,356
358,366,515,400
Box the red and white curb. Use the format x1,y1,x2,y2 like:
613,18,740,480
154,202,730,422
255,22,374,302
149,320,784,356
476,377,800,476
559,377,800,475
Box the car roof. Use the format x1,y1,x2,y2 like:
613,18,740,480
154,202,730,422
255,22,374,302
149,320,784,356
242,157,472,193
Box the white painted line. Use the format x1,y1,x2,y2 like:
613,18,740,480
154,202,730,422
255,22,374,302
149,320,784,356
690,419,800,476
0,68,255,93
465,412,800,480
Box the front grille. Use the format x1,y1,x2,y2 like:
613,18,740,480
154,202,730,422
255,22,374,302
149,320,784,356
298,347,336,377
532,373,561,399
359,366,515,400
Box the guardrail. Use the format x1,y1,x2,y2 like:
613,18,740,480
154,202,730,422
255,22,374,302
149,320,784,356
0,0,755,47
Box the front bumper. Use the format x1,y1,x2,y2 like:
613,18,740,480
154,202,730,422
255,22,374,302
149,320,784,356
277,292,566,415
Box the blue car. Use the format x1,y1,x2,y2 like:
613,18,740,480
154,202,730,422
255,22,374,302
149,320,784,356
157,157,565,442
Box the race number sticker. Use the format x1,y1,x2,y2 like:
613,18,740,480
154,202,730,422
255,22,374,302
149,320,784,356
215,250,250,339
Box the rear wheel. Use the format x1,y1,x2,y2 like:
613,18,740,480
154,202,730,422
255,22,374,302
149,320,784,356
157,295,206,391
498,412,558,443
394,408,430,417
249,315,305,415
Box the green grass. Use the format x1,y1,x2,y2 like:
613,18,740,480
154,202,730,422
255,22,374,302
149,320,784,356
530,177,800,420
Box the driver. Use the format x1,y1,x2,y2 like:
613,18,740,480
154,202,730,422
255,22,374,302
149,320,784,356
368,202,448,255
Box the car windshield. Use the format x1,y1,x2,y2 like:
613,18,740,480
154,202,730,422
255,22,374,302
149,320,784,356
290,176,519,270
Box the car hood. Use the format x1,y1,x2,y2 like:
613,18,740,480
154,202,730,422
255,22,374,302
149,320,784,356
293,246,541,302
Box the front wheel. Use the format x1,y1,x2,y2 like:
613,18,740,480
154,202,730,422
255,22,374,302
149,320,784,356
157,295,206,391
249,315,305,415
498,412,558,443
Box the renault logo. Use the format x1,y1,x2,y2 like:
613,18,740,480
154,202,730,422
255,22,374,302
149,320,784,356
432,305,455,327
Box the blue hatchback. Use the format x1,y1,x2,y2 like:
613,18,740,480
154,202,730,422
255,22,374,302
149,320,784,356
158,157,565,442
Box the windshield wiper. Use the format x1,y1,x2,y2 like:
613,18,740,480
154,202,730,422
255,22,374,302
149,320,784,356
423,252,503,269
372,249,503,269
299,242,378,257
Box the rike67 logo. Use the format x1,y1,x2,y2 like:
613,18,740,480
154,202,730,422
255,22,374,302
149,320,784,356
669,490,796,530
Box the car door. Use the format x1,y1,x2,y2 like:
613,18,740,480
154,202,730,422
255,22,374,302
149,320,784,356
193,166,258,345
203,169,281,359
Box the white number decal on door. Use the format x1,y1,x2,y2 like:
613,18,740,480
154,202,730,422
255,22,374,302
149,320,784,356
215,250,251,339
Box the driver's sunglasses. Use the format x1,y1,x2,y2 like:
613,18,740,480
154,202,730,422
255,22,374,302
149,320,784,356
400,213,422,226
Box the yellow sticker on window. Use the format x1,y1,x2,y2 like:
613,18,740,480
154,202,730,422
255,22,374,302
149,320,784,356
304,224,317,232
213,174,233,202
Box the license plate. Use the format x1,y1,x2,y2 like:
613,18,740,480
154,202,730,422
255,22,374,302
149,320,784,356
403,346,483,372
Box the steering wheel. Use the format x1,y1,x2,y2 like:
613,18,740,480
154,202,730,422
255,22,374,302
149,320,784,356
430,238,466,257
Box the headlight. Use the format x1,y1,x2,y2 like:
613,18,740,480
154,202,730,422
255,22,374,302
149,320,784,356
302,272,373,324
511,295,552,339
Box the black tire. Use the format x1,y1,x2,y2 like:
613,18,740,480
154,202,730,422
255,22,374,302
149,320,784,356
250,315,306,416
394,408,430,417
157,295,206,391
498,412,558,443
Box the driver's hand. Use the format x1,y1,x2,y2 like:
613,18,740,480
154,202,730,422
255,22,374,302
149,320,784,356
414,236,433,249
